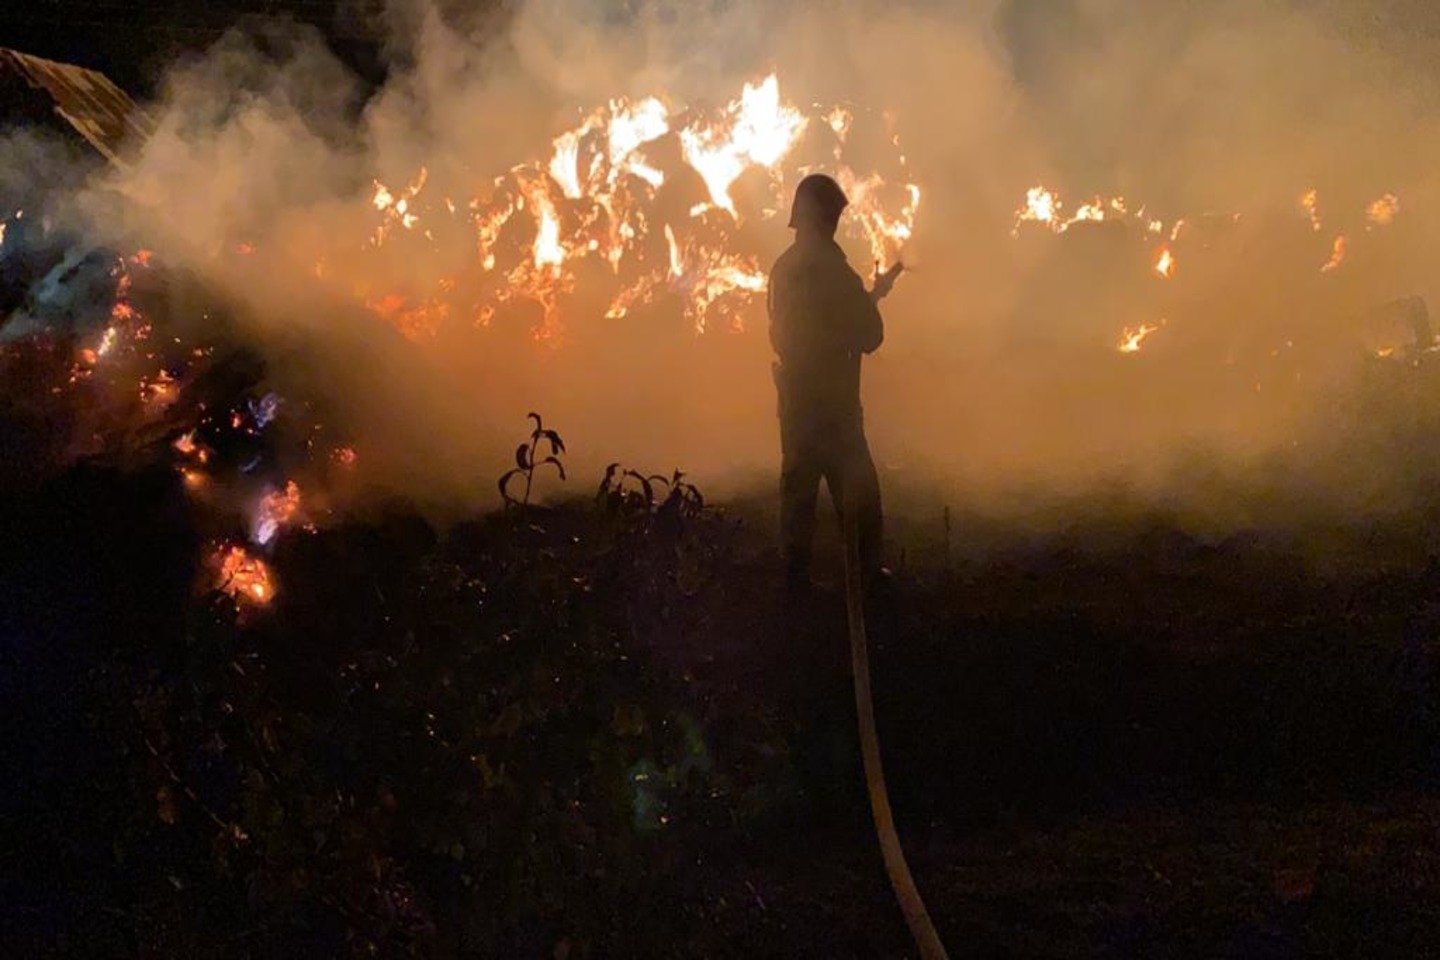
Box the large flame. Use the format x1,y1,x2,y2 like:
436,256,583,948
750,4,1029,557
358,73,917,337
680,75,807,218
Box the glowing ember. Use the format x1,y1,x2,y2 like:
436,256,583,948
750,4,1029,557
331,446,358,468
1153,245,1176,279
1015,185,1059,233
172,430,211,464
214,544,274,604
1071,199,1108,223
371,167,428,245
1300,189,1322,232
140,371,178,410
253,480,301,546
1118,321,1161,354
1366,193,1400,227
1320,234,1347,273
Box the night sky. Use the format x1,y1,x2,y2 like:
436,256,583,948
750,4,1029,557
0,0,395,95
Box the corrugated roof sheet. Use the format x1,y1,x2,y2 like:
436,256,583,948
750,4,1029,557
0,48,152,165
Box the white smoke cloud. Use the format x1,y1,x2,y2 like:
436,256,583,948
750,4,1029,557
8,0,1440,522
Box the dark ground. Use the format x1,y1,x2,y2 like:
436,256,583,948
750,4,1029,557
1,441,1438,957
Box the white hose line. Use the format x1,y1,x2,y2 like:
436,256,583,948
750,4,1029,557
842,503,951,960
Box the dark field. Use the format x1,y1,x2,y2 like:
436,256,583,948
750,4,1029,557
2,443,1439,957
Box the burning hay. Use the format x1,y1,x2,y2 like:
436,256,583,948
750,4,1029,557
355,73,919,339
212,543,274,605
1008,183,1419,361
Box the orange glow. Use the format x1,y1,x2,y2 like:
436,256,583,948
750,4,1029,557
1014,185,1059,233
253,480,302,546
1320,234,1347,273
836,170,920,272
356,75,914,339
1013,185,1131,237
1300,189,1322,232
1366,193,1399,227
1153,245,1176,279
679,74,806,218
1118,321,1161,354
366,293,448,341
370,167,428,246
140,371,178,410
214,545,274,604
172,430,211,466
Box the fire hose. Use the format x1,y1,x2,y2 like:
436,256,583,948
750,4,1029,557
842,495,950,960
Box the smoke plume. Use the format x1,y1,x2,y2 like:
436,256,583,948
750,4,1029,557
15,0,1440,528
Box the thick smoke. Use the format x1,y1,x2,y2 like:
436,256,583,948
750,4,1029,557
37,0,1440,525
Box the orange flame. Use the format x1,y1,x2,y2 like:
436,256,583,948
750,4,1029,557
1118,321,1161,354
253,480,302,546
1300,189,1322,232
1366,193,1399,227
214,544,274,605
139,371,178,410
359,74,914,339
1014,185,1059,233
1320,234,1347,273
1014,185,1131,236
679,75,807,218
1153,245,1176,279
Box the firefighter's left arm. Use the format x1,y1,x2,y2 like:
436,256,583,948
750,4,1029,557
834,261,884,354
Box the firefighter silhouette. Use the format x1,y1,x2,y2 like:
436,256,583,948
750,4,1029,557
768,173,901,588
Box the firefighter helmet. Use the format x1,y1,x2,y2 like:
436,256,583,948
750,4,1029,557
788,173,849,229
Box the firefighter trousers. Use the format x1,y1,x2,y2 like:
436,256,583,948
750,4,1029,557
779,407,883,582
